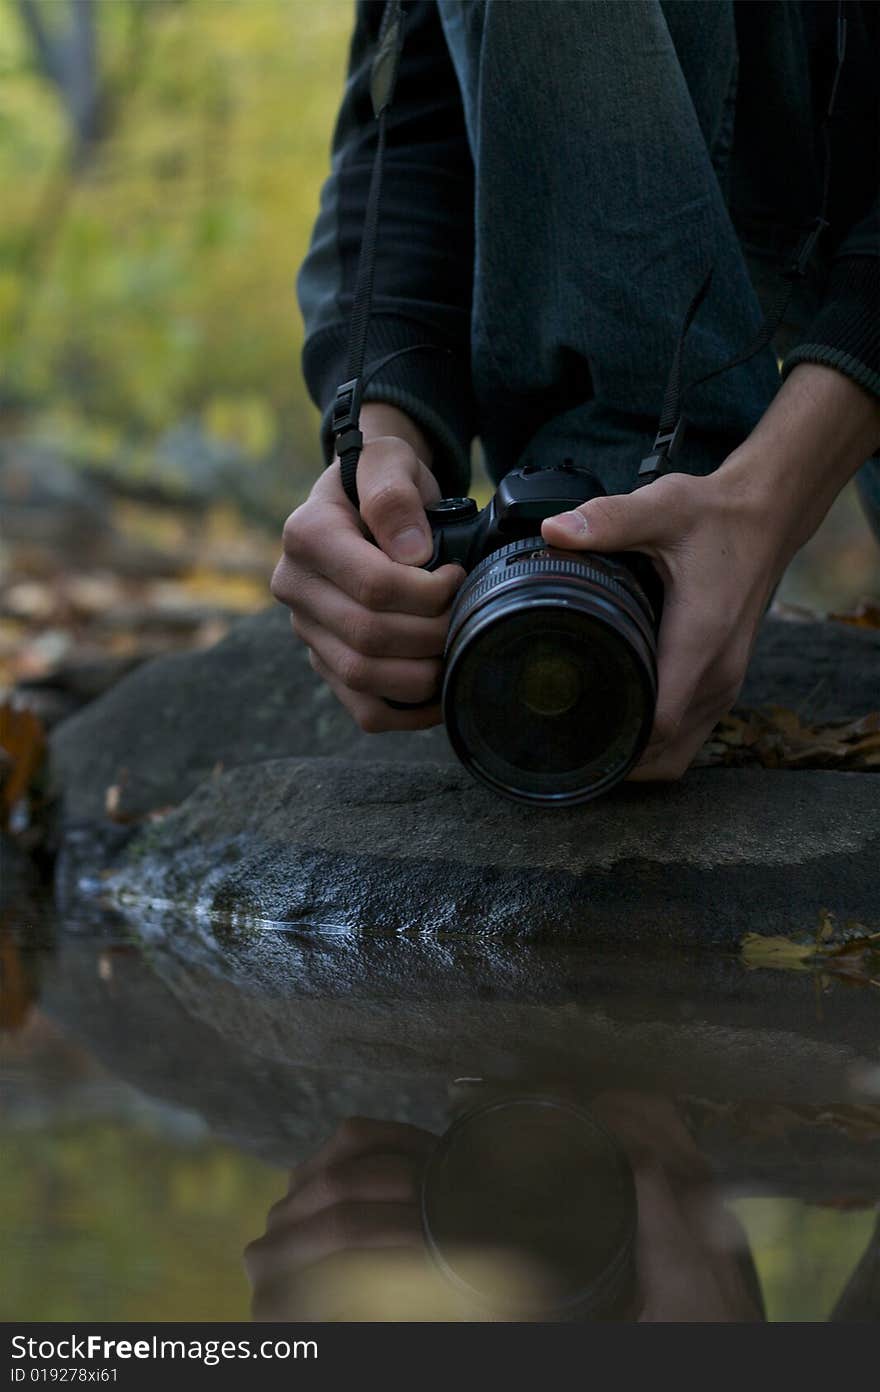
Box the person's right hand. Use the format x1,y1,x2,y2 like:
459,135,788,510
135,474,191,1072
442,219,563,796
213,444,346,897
271,405,464,732
244,1117,439,1321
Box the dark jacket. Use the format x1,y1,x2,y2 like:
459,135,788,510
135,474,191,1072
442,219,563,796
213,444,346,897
297,0,879,491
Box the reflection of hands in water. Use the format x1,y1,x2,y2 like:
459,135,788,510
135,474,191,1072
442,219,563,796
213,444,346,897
246,1099,764,1322
244,1117,440,1321
592,1093,764,1322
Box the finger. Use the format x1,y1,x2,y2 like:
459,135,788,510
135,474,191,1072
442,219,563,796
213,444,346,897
632,583,749,780
308,650,442,732
278,515,462,617
629,715,718,782
356,438,440,565
644,592,718,752
244,1202,423,1284
540,474,700,556
291,1118,437,1193
301,620,442,704
291,579,450,659
267,1153,421,1232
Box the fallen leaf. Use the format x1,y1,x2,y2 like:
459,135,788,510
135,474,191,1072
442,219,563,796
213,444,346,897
829,598,880,629
741,933,819,970
0,702,46,828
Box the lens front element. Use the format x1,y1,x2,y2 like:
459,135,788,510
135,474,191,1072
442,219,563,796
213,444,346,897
442,540,658,805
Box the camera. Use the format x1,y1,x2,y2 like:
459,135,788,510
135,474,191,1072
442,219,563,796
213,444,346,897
421,1093,638,1320
419,460,662,806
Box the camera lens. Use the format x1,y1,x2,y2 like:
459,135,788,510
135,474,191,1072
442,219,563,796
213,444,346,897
421,1095,637,1320
441,538,658,805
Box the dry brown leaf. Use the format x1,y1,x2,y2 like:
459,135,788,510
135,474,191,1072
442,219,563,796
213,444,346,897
829,599,880,629
701,704,880,771
0,702,46,827
0,927,33,1031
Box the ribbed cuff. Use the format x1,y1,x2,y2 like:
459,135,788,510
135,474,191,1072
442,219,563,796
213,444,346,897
781,255,880,400
302,316,477,496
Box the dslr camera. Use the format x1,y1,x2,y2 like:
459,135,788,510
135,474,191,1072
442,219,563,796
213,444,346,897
417,460,662,806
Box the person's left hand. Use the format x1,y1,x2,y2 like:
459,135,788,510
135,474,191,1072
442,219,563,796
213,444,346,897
542,364,880,781
541,465,785,780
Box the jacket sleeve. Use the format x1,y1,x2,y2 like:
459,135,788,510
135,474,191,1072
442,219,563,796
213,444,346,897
780,6,880,401
780,207,880,400
296,0,477,494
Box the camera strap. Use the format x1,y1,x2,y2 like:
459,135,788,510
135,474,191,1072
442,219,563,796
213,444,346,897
333,0,848,501
332,0,450,511
639,0,848,483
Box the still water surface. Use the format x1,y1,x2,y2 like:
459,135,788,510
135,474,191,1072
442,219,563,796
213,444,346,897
2,890,879,1322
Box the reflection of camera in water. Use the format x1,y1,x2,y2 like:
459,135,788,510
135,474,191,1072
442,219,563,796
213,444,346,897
421,1095,638,1320
418,462,662,805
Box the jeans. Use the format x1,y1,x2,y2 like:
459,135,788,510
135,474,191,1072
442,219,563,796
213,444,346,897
434,0,880,516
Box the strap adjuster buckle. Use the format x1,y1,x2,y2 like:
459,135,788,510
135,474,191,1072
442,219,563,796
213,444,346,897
784,217,830,281
332,377,363,436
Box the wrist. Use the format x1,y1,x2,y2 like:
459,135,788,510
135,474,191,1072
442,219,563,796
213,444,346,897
716,363,880,552
358,401,434,470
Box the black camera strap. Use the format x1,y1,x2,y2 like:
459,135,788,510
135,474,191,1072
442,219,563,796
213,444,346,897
332,0,449,511
334,0,848,502
639,0,848,482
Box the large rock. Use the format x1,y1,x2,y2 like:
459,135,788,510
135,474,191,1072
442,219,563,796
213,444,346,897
48,606,880,826
48,604,451,825
67,758,878,946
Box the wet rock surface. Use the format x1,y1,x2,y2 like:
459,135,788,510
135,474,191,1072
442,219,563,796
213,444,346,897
48,606,880,947
74,759,877,945
49,605,880,825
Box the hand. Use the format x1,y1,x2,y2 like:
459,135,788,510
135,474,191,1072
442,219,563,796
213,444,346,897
243,1117,438,1321
271,404,464,732
542,365,880,780
542,468,782,779
592,1093,763,1322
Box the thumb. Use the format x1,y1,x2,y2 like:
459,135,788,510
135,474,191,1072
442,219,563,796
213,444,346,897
355,437,439,565
541,479,686,556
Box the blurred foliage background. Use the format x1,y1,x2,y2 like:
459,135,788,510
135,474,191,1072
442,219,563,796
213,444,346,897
1,0,351,519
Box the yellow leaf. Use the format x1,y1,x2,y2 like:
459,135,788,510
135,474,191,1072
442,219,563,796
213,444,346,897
740,933,819,971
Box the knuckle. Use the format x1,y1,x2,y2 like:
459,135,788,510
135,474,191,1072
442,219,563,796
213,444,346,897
356,568,393,611
312,1166,348,1210
339,651,372,693
282,507,308,555
657,472,694,512
346,611,387,657
269,560,287,602
242,1237,265,1276
363,480,413,522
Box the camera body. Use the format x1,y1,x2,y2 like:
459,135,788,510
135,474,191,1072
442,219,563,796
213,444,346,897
423,460,661,608
414,461,663,806
424,460,606,571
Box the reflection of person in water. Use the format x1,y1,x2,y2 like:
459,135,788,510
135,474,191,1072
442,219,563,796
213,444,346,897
244,1098,765,1322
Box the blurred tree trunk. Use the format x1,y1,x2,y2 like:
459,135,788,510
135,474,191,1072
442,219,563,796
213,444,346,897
16,0,101,161
3,1,170,391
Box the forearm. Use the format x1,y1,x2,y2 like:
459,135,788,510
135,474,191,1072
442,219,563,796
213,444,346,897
717,363,880,557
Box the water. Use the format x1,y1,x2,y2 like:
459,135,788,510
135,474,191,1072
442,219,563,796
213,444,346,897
2,876,879,1323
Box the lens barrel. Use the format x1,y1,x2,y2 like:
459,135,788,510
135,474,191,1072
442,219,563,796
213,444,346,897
441,537,658,805
421,1095,638,1320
